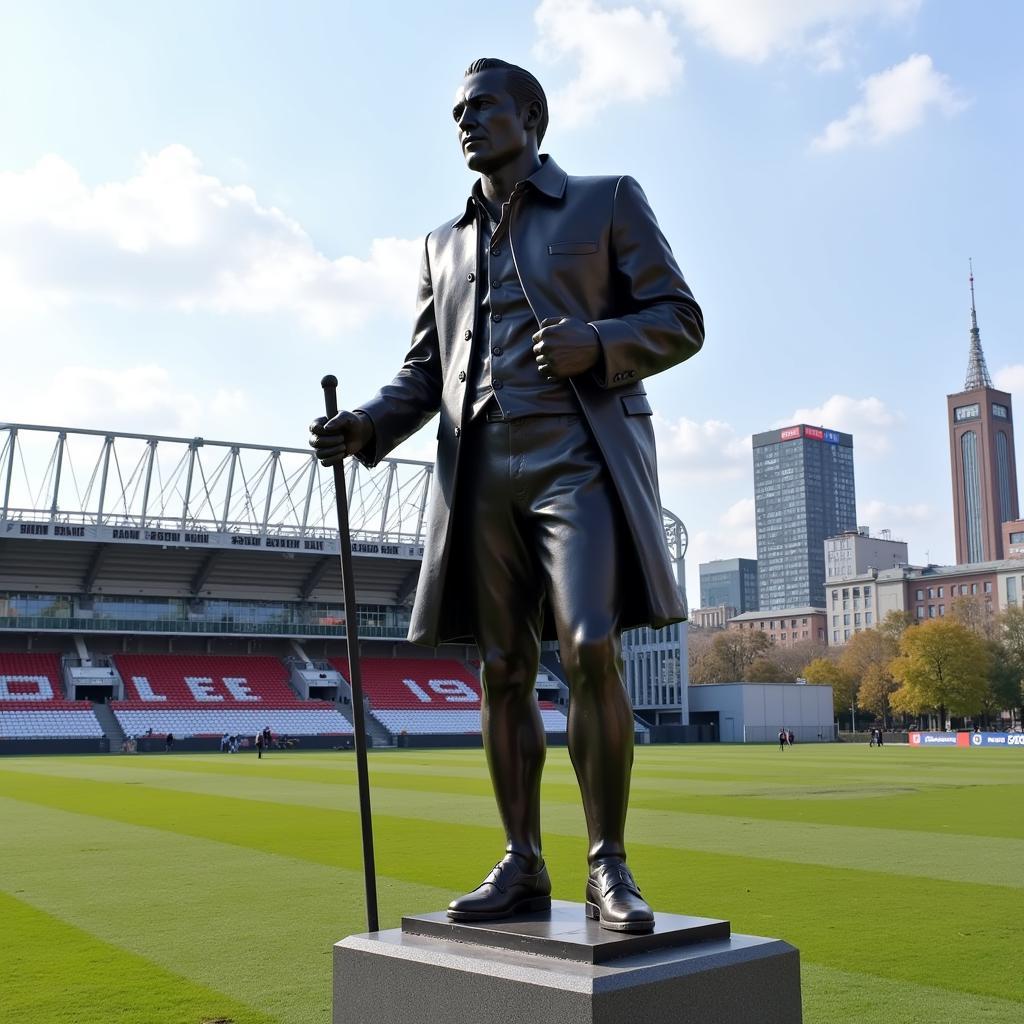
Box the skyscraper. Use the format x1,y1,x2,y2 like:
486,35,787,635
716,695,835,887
947,267,1019,563
753,425,857,609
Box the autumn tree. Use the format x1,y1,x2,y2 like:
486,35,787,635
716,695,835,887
992,606,1024,725
838,624,900,726
691,629,771,683
743,657,793,683
803,657,858,715
890,618,991,726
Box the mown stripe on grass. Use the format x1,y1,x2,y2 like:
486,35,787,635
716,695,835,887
0,798,454,1024
1,781,1021,1002
0,889,278,1024
3,762,1021,890
6,747,1022,839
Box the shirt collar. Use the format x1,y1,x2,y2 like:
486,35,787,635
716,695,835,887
456,155,567,226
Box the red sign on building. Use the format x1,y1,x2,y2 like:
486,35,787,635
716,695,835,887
780,426,802,440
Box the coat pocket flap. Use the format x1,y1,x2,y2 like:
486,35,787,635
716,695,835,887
621,394,653,416
548,241,599,255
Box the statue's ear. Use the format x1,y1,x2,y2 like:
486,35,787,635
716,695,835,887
524,99,543,133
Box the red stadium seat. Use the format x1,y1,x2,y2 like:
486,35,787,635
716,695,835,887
0,653,103,739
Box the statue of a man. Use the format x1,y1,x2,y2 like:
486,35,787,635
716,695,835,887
311,58,704,933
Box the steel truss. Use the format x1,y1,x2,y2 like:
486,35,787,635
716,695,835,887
1,423,687,570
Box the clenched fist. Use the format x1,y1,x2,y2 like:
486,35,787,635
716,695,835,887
532,316,601,380
309,411,374,467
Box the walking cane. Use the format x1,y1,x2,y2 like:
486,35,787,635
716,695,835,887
321,374,379,933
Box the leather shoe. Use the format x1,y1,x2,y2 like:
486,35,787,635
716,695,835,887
447,855,552,921
585,858,654,933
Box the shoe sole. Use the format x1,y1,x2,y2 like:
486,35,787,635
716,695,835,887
585,899,655,934
446,896,551,922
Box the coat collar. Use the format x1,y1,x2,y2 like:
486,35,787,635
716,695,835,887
455,154,567,227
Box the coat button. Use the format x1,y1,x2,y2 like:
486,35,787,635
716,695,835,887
493,280,502,289
454,426,462,438
493,379,504,390
491,247,501,257
458,370,467,382
464,330,472,341
492,346,503,357
492,313,502,323
467,272,475,282
628,370,636,378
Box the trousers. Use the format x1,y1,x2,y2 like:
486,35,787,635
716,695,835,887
456,413,635,866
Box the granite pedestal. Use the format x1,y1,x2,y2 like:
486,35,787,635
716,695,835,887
334,900,802,1024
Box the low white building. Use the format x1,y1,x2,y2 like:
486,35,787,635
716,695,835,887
687,682,835,743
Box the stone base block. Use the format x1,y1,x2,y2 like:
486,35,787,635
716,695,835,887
334,901,801,1024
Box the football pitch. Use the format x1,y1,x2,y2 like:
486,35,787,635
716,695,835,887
1,744,1021,1024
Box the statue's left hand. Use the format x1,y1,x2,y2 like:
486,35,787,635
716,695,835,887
532,316,600,380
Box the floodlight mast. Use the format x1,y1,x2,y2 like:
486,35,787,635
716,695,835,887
320,374,379,933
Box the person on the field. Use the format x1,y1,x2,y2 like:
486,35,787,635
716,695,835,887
779,729,787,751
255,730,264,759
310,57,703,934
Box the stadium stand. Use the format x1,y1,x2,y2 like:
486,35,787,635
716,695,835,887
110,654,353,739
0,653,103,739
330,657,569,736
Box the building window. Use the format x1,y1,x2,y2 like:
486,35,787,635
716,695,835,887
802,617,808,625
854,613,862,626
971,583,978,595
916,589,924,600
938,605,945,616
938,586,944,598
916,607,925,619
802,630,808,638
833,630,840,642
992,403,1008,418
842,588,849,599
843,613,850,625
984,581,992,594
781,632,787,641
962,430,984,562
1008,577,1019,606
960,584,968,595
865,612,873,625
864,586,872,599
928,605,936,618
927,588,934,599
853,587,861,598
844,629,851,640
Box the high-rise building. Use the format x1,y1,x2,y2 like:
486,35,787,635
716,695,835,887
698,557,759,612
947,268,1019,563
753,424,857,609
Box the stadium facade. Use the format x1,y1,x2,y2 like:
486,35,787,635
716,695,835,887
1,422,691,749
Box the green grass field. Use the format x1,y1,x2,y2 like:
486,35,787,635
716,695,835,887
1,744,1021,1024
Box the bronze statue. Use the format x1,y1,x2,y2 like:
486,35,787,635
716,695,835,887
311,58,704,933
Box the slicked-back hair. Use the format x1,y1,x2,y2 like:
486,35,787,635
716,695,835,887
464,58,549,144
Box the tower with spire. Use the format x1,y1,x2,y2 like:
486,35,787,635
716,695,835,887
947,263,1019,563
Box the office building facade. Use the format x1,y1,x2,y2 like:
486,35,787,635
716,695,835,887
753,424,857,609
825,527,908,582
698,557,759,612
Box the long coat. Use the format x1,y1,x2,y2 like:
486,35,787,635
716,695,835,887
356,156,704,646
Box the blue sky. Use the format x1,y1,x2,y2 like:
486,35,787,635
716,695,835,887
2,1,1022,605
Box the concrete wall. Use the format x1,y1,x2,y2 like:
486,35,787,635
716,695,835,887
688,683,835,743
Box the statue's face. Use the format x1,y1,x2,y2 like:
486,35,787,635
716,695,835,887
453,69,534,173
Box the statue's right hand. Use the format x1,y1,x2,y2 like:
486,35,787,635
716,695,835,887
309,411,374,466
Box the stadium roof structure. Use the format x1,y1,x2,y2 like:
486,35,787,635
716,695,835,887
0,422,688,607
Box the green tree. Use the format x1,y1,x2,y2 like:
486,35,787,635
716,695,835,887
994,606,1024,725
804,657,858,715
890,618,991,726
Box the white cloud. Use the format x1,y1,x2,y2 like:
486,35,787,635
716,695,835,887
654,413,750,484
3,364,248,438
665,0,920,67
0,146,423,334
779,394,900,455
690,497,757,569
994,364,1024,399
812,53,966,151
533,0,683,127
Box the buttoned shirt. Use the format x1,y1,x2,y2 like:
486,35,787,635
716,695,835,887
466,165,578,420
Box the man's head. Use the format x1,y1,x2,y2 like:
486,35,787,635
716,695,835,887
453,58,549,173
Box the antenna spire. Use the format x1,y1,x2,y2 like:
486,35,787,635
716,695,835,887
963,258,992,390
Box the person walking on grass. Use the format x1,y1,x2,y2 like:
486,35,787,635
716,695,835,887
779,728,787,751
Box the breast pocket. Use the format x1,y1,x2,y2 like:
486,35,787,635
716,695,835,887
547,241,599,255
